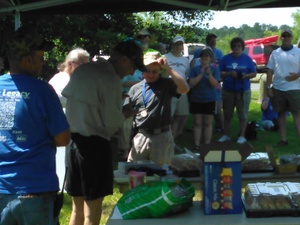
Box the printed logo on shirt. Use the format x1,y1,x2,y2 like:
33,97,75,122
232,63,238,69
1,89,30,99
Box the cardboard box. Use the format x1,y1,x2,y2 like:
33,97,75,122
200,142,253,215
265,145,297,174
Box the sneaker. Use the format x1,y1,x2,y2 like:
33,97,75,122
218,135,231,142
277,140,288,146
237,136,247,144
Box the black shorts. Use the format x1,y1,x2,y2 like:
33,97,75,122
65,133,113,200
190,101,215,115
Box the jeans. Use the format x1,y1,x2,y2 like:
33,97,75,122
0,192,57,225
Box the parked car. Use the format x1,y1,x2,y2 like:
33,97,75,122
243,35,279,72
183,43,206,63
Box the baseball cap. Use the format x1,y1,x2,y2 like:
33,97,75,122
144,51,161,66
114,40,147,72
6,26,54,60
200,46,213,58
206,33,217,43
281,29,293,36
173,36,185,44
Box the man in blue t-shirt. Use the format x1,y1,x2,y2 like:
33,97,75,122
0,26,70,225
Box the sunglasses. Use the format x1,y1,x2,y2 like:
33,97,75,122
174,42,183,46
281,34,291,38
232,44,242,48
145,69,160,74
137,35,150,39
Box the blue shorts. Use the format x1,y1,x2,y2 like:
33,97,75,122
0,192,57,225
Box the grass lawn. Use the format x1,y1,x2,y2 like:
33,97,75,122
59,90,300,225
177,90,300,157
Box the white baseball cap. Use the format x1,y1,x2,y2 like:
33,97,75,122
172,36,185,44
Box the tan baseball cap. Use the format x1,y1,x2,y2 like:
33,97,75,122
143,51,161,66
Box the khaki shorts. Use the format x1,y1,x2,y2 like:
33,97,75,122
222,89,251,120
271,88,300,113
127,129,174,165
171,94,189,117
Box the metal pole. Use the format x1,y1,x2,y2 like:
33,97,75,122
14,11,20,30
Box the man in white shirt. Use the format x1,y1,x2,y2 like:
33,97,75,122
49,48,90,108
164,36,190,141
266,29,300,146
62,40,146,225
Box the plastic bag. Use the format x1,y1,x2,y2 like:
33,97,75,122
116,178,195,219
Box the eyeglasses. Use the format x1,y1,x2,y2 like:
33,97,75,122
200,54,211,58
174,42,183,46
232,44,242,48
281,34,291,38
145,69,160,74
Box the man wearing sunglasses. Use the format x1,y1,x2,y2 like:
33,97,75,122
266,30,300,147
126,52,190,166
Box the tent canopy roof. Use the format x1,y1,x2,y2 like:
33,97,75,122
0,0,298,15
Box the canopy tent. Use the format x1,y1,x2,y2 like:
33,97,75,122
0,0,298,30
0,0,299,15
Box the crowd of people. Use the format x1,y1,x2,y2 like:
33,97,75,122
0,26,300,225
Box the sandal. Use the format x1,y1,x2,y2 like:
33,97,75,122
192,145,201,152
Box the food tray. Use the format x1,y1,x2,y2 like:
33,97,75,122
242,152,274,173
242,196,300,217
242,182,300,218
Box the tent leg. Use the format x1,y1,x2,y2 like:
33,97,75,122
14,11,21,30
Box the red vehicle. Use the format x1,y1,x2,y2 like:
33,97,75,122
243,35,279,72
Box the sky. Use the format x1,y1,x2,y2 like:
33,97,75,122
208,7,299,29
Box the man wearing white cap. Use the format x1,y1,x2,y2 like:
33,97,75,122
266,29,300,147
126,52,190,165
164,36,190,141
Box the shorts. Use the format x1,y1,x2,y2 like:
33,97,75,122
127,130,174,165
222,89,251,120
190,101,215,115
271,88,300,113
0,193,57,225
171,94,189,117
65,133,113,200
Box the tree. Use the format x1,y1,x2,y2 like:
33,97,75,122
291,9,300,45
0,10,212,78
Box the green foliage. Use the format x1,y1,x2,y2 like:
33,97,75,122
291,9,300,45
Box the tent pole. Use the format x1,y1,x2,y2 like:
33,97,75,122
14,11,21,30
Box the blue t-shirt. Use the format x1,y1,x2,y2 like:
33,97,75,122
122,69,142,93
0,74,69,195
219,53,256,92
188,65,220,103
262,98,278,121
